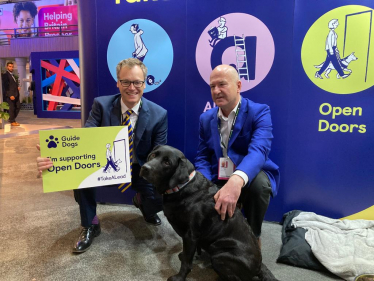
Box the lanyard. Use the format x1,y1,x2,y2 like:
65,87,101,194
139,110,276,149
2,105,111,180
217,100,241,149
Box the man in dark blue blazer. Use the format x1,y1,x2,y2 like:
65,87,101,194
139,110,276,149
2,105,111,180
195,65,279,247
2,62,21,126
37,58,167,253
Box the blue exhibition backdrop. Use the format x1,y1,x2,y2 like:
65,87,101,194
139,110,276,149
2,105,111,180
87,0,374,222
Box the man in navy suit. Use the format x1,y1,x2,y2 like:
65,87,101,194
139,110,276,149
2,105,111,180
195,64,279,247
3,62,21,126
37,58,167,253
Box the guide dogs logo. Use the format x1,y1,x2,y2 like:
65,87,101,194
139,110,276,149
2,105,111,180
46,135,59,148
301,5,374,94
196,13,275,92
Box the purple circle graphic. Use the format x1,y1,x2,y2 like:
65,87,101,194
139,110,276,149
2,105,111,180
196,13,275,92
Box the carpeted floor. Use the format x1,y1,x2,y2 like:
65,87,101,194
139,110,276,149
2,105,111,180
0,111,343,281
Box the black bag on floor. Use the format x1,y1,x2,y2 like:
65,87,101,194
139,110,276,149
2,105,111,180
276,210,328,272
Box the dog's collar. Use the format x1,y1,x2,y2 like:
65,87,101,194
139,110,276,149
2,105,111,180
165,170,196,194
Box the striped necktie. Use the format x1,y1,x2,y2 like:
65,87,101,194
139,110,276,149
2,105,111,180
118,109,134,193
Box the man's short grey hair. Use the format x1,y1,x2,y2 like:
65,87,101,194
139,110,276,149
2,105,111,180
116,58,147,80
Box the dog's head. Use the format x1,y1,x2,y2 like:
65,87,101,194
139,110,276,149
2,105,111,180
140,145,195,194
348,52,358,61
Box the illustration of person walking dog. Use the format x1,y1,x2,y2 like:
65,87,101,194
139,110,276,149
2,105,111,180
314,19,358,79
103,143,121,173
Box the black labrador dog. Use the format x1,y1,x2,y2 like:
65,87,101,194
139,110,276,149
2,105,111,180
140,145,278,281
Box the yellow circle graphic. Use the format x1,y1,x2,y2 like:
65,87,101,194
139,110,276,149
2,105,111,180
302,5,374,94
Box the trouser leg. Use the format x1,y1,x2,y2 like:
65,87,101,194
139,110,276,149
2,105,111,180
8,98,17,122
137,56,145,62
74,188,97,227
14,96,20,120
329,52,345,76
239,170,272,238
318,52,331,75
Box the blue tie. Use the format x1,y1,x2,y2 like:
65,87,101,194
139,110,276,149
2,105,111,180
118,109,134,193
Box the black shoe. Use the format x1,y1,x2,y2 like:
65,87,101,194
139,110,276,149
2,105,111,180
145,214,161,225
72,223,101,253
132,195,162,226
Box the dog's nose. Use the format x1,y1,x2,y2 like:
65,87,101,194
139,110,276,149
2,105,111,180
140,163,151,177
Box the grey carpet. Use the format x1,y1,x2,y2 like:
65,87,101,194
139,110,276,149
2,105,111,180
0,112,343,281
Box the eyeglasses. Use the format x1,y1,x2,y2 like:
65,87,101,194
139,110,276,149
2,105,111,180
119,80,145,88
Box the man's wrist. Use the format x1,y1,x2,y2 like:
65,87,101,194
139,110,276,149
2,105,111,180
229,174,245,189
232,170,248,188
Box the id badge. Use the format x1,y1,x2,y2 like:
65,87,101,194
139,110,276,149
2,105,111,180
218,157,235,180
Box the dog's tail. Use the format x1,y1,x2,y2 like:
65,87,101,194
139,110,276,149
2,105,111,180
314,63,323,68
259,263,279,281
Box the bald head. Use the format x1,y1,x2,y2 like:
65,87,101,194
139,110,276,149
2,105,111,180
210,65,240,83
209,65,241,117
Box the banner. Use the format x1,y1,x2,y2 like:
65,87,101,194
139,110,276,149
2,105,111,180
30,51,81,119
96,0,186,152
87,0,374,221
286,0,374,219
0,0,77,38
38,4,78,37
39,127,131,193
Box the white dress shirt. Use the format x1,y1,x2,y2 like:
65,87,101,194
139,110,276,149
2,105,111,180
217,99,249,186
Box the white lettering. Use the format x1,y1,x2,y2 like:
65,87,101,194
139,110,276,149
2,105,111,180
203,101,216,113
43,12,73,22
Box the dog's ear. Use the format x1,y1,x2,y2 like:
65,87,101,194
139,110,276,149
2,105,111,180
169,158,190,188
147,145,163,161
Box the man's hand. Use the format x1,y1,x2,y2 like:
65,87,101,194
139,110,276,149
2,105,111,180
213,174,244,220
36,144,53,178
10,96,15,101
18,87,21,91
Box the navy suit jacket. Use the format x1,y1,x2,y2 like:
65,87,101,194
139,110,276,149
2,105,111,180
195,97,280,196
3,71,19,98
85,94,167,165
